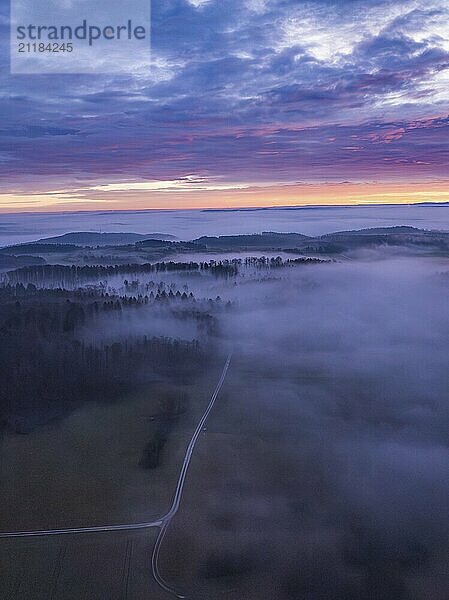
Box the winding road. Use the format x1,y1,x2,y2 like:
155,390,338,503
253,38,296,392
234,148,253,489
0,353,232,597
151,352,232,598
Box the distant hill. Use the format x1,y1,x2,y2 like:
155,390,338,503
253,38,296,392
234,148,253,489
319,227,449,253
0,243,80,255
193,232,311,249
136,239,202,249
321,226,424,238
0,254,46,269
2,227,448,265
34,232,178,246
190,227,449,255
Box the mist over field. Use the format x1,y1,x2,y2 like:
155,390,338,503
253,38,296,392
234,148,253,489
144,256,448,599
2,233,449,600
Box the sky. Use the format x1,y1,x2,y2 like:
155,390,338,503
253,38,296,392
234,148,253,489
0,0,449,212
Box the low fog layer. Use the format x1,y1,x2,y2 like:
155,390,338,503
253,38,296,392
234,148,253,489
158,257,449,599
1,204,449,246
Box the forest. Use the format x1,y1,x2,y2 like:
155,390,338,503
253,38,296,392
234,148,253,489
0,283,212,434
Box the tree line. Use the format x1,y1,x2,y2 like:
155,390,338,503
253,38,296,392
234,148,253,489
3,256,329,287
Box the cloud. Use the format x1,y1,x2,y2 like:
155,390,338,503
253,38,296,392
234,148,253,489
186,0,213,8
0,0,449,207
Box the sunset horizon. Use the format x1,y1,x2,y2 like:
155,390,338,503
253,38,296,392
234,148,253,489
2,179,449,213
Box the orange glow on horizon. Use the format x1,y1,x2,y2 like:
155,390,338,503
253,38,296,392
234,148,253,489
1,180,449,213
